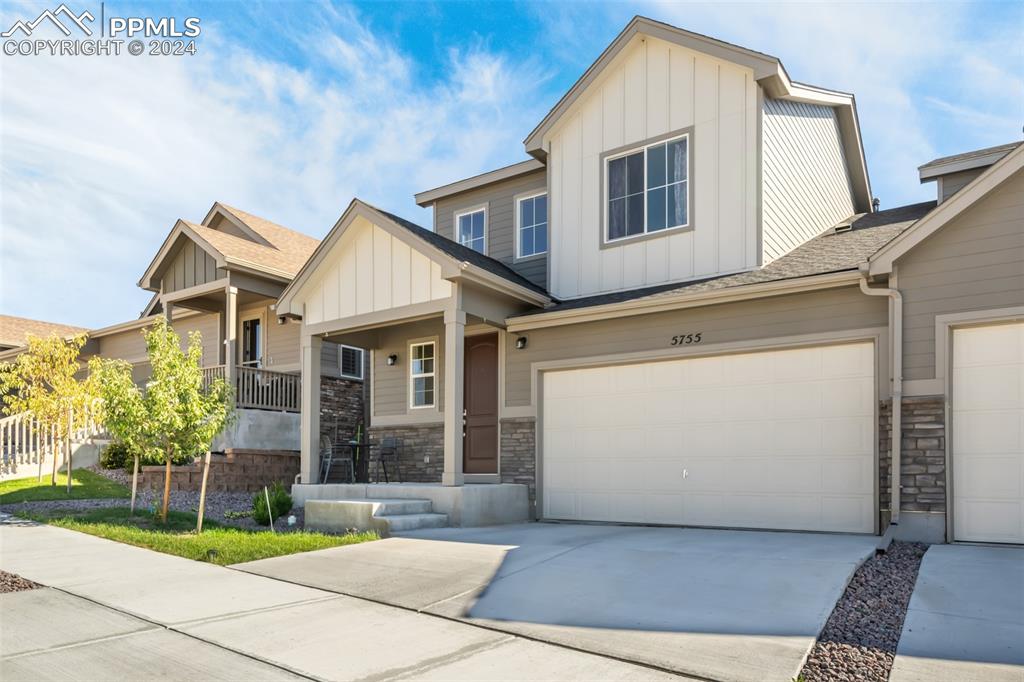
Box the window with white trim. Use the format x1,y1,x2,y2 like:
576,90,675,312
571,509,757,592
409,342,435,408
606,133,688,242
339,345,364,380
456,208,486,254
516,193,548,258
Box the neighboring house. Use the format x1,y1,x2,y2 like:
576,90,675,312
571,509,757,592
279,17,1023,543
0,202,368,456
0,315,88,353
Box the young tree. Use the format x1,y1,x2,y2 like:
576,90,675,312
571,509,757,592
0,333,96,485
91,317,233,523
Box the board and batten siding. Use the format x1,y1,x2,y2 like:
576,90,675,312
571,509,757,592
162,240,225,293
434,169,548,289
504,286,888,408
545,35,758,300
761,98,855,262
300,216,452,327
899,168,1024,382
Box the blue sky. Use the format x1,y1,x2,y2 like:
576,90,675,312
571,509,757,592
1,0,1022,329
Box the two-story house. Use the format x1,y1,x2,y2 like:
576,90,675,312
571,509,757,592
250,18,1024,543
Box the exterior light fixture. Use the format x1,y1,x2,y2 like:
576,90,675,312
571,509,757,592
515,336,528,350
387,354,398,366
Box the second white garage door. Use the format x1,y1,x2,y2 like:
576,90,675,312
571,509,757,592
542,342,877,533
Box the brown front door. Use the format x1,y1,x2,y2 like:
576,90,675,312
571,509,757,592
463,333,499,474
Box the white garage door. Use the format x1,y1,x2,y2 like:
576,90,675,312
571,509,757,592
542,342,876,533
953,322,1024,544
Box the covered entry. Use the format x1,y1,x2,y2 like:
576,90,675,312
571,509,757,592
542,341,877,533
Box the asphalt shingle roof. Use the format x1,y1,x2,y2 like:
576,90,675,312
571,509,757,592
189,205,320,277
373,207,550,297
524,200,937,315
0,315,88,347
919,142,1021,171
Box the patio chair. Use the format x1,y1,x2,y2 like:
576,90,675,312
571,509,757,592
372,436,402,483
319,434,355,484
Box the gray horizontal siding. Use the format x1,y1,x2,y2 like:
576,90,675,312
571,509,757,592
434,169,548,289
899,167,1024,381
505,285,887,407
371,318,446,418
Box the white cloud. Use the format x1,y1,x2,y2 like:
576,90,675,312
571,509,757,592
0,1,550,328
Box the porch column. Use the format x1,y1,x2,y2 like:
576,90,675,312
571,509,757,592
163,300,173,323
299,332,322,484
224,286,238,387
442,308,465,486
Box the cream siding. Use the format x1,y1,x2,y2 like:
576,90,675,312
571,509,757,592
267,317,301,370
761,98,856,262
371,318,445,419
97,313,220,367
938,168,984,203
162,240,224,293
434,169,548,288
300,216,452,326
546,35,759,300
899,168,1024,382
505,286,888,408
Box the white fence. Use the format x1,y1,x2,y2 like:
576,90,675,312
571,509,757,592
0,403,106,481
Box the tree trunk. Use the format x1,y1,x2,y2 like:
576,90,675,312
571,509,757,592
160,449,172,523
50,426,58,486
130,454,140,516
196,451,212,533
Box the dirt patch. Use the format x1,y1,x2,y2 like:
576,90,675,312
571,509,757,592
800,541,928,681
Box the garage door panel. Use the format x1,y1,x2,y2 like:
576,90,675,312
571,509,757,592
953,322,1024,543
542,341,876,533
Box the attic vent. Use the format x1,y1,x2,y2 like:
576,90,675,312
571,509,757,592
831,219,855,235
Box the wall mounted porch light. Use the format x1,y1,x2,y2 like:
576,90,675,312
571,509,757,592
386,354,398,366
515,336,528,350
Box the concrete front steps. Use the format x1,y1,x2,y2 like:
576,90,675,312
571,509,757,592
304,498,448,536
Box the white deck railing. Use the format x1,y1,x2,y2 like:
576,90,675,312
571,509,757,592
0,402,106,480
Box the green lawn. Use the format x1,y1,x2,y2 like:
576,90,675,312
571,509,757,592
0,470,130,504
21,507,377,565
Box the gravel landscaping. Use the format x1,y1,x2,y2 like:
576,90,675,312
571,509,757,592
800,541,928,682
0,570,41,593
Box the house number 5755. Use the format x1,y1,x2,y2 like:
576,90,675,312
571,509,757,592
670,333,702,346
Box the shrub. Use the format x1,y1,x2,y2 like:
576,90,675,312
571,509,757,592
253,481,293,526
100,442,198,470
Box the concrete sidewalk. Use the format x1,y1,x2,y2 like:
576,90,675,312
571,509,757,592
890,544,1024,682
0,515,679,681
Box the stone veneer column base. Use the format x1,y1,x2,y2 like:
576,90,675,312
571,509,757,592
500,417,537,515
366,424,444,482
879,395,947,541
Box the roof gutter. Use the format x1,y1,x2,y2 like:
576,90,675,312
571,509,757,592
858,266,903,527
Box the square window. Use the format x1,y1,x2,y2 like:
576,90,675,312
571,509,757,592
606,133,689,242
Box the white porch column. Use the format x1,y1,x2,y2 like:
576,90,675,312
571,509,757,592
442,307,465,487
300,332,322,484
224,286,238,387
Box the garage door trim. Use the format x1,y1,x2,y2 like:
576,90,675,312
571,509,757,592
533,326,886,532
943,310,1024,544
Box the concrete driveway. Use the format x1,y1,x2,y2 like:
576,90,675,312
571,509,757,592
890,544,1024,682
237,522,877,681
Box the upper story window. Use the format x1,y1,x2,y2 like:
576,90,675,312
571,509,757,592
339,345,364,380
605,133,689,243
456,207,486,254
516,192,548,258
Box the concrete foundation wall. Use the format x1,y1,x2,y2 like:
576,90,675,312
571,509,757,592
213,410,300,452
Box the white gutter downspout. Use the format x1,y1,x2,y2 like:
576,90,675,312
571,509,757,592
859,266,902,526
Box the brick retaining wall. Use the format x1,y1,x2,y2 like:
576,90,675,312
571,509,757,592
138,449,299,493
879,396,946,514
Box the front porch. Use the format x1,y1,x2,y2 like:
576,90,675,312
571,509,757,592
202,364,300,413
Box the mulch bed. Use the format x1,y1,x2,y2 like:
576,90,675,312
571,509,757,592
0,570,41,593
800,541,929,681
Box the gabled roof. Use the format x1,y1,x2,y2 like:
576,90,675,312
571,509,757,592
138,203,319,290
918,141,1021,181
509,201,934,327
277,199,550,317
414,159,545,207
872,142,1024,275
522,15,872,212
0,315,88,348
